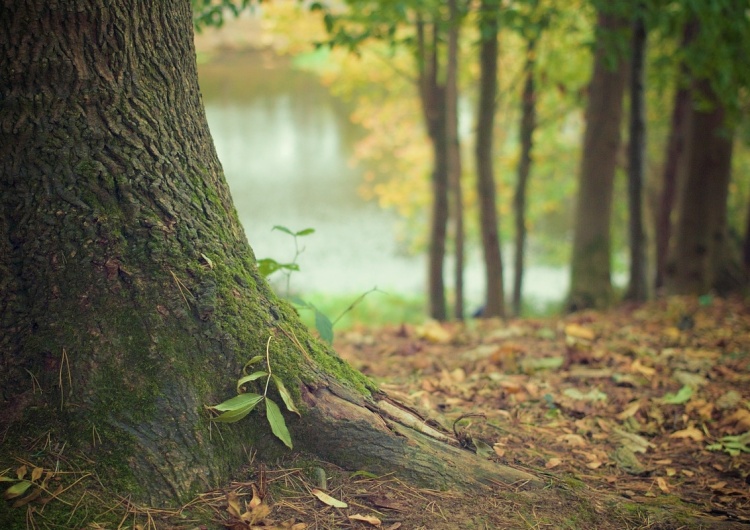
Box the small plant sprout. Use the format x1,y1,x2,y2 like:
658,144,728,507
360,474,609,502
256,224,380,343
207,336,300,449
256,225,314,296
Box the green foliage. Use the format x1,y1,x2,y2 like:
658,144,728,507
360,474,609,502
257,225,315,297
706,432,750,457
291,297,335,344
207,338,299,449
192,0,253,32
257,225,377,343
661,385,693,405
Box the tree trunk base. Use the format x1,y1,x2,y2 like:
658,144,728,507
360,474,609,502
294,383,541,491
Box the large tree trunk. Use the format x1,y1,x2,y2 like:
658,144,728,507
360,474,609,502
664,81,735,294
567,10,628,311
0,0,537,509
624,6,648,302
446,0,464,320
512,36,537,317
417,18,449,321
475,0,505,318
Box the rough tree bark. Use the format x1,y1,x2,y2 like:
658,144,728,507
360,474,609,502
567,10,628,311
624,6,648,302
512,36,537,317
475,0,505,318
0,0,537,511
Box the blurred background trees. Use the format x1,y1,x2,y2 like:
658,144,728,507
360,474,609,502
193,0,750,320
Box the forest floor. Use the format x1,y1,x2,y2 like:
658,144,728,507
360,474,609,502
181,296,749,529
6,297,749,529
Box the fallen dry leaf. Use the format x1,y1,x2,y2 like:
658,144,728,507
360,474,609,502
349,513,382,526
311,488,347,508
564,324,595,341
670,427,704,442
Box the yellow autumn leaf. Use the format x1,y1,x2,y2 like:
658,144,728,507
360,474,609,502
556,433,587,447
564,324,595,341
616,401,641,421
415,320,452,344
545,457,562,469
656,477,670,493
631,359,656,377
226,491,242,519
349,513,382,526
669,427,704,442
311,488,347,508
31,467,43,482
249,483,262,509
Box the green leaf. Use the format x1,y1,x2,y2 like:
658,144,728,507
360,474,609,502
272,375,300,416
4,481,32,500
257,258,299,278
209,393,263,423
242,355,265,373
313,306,334,344
290,296,311,309
295,228,315,237
272,225,294,236
257,258,282,277
265,398,292,449
236,371,268,392
563,388,608,402
662,385,693,405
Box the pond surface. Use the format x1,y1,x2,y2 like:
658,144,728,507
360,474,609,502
197,50,569,310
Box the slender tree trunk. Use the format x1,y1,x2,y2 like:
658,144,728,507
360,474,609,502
625,7,648,301
475,0,505,318
0,0,537,510
655,87,690,291
417,19,449,321
446,0,464,320
512,37,537,317
664,81,735,294
567,10,628,311
743,198,750,272
654,22,696,291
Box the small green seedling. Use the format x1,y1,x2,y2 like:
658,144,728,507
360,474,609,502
207,336,300,449
257,225,314,297
257,225,379,344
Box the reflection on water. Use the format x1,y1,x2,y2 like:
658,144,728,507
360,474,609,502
198,50,569,308
198,50,425,296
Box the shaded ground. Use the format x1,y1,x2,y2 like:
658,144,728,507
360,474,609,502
2,296,749,529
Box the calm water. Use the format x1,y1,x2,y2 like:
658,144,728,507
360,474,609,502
197,50,569,309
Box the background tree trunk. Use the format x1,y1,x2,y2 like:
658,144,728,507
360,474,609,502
654,22,696,291
512,37,537,317
0,0,537,508
664,81,735,294
417,18,449,321
625,6,648,302
567,10,628,311
475,0,505,318
446,0,464,320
